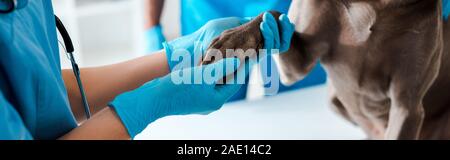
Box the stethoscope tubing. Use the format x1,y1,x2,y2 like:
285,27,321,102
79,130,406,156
0,0,16,13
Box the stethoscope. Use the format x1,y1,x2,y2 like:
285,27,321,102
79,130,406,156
1,0,92,119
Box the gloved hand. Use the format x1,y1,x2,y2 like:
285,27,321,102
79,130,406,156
260,12,295,53
146,25,166,52
110,58,242,138
163,17,251,71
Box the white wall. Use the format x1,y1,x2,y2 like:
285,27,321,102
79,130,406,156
53,0,180,68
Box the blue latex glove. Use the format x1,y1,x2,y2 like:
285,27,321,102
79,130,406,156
146,25,166,53
260,12,295,53
163,17,250,71
110,58,242,138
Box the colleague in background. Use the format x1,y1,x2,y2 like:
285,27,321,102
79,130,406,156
144,0,327,101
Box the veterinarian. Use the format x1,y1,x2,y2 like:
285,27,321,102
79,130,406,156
145,0,327,101
0,0,294,139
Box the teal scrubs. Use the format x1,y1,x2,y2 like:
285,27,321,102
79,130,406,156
444,0,450,20
180,0,327,101
181,0,292,35
0,0,77,140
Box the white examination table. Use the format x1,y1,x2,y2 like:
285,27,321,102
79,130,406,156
135,85,366,140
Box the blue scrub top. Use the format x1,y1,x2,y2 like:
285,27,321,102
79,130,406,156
181,0,292,35
0,0,77,140
444,0,450,20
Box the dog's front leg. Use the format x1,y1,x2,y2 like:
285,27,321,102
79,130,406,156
386,61,441,140
385,96,425,140
385,36,442,140
386,57,440,139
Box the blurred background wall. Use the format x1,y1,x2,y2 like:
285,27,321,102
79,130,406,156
53,0,179,68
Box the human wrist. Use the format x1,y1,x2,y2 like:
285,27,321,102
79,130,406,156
108,97,160,139
163,38,198,71
163,42,176,71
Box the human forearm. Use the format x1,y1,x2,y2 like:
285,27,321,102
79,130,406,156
63,50,169,122
145,0,165,29
59,107,130,140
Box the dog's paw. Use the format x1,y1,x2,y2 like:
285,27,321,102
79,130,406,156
201,23,263,66
201,11,282,66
